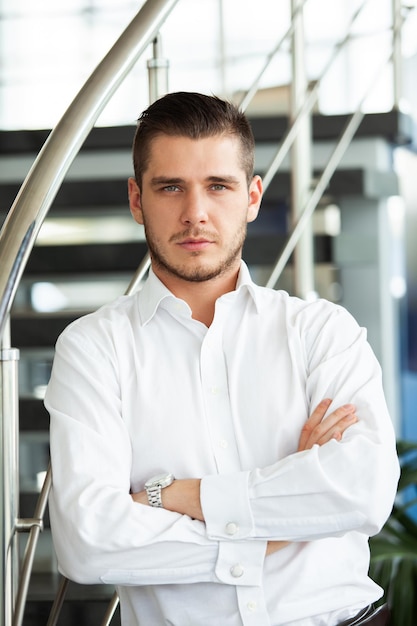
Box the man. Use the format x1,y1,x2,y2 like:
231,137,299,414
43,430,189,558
45,92,399,626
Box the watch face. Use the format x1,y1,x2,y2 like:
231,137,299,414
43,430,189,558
145,473,174,489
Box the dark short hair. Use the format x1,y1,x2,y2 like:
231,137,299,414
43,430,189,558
132,92,255,187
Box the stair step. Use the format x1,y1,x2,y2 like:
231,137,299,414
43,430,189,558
12,313,80,347
20,234,332,278
20,398,50,432
20,492,50,527
0,125,133,156
1,179,128,214
24,241,148,275
25,574,120,625
24,600,121,626
0,111,412,157
0,167,398,220
250,109,413,145
264,168,399,200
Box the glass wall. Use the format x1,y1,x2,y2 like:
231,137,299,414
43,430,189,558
0,0,414,130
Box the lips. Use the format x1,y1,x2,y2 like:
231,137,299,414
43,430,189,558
172,230,217,251
178,238,213,252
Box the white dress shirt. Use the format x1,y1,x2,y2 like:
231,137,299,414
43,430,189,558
45,262,399,626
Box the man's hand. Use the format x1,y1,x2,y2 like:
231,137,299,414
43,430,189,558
267,400,358,556
297,399,358,452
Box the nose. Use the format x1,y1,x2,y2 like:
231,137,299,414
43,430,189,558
180,188,208,225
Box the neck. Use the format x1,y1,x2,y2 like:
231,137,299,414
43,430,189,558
153,265,240,327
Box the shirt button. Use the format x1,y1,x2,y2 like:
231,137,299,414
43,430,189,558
230,564,244,578
225,522,239,535
210,386,219,395
219,439,228,449
247,601,257,612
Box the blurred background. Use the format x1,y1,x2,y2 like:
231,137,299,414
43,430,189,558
1,0,417,623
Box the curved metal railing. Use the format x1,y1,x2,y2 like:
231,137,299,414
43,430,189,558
0,0,412,624
0,3,180,625
0,0,179,341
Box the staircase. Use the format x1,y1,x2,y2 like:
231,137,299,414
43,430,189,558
0,105,412,623
1,0,416,622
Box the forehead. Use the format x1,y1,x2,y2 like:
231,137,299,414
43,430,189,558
144,133,245,176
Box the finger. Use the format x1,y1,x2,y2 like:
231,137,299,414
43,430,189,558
321,403,356,432
297,399,332,451
266,540,291,556
307,403,356,443
315,413,358,446
299,403,357,451
311,404,355,442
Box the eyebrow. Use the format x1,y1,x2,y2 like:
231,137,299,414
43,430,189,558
207,175,241,185
150,177,185,187
150,175,241,187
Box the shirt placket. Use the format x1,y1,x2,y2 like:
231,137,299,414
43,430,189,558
200,305,272,626
200,308,240,473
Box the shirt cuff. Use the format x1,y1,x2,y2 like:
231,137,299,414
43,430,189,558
201,471,254,540
214,540,266,586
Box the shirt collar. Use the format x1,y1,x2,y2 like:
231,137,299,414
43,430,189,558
138,261,260,325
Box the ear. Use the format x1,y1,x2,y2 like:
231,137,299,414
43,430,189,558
128,177,144,225
247,175,263,223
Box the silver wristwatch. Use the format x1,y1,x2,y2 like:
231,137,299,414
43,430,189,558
144,473,175,508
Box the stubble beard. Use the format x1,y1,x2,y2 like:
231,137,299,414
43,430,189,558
142,220,248,283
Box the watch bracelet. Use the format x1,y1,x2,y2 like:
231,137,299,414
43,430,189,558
147,486,163,508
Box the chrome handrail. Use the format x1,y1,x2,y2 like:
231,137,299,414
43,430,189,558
100,591,120,626
14,28,171,625
265,3,411,289
266,107,366,289
45,576,69,626
261,0,369,193
12,465,51,626
0,324,19,626
237,0,308,112
0,0,179,343
0,2,180,625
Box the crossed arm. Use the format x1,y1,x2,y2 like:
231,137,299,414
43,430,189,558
131,399,358,532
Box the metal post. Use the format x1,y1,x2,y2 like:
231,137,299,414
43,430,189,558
392,0,402,109
218,0,227,97
147,34,169,104
1,317,20,626
130,32,171,295
290,0,315,299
